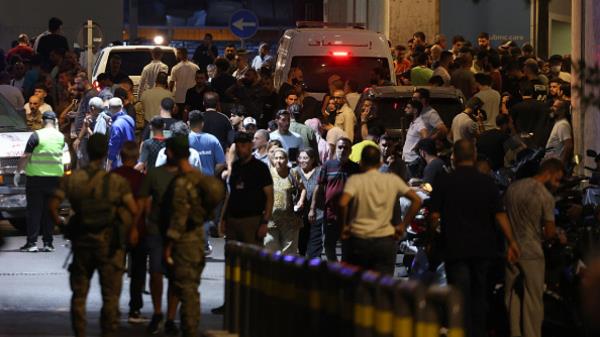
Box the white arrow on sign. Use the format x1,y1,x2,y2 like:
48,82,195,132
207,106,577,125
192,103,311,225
232,18,257,31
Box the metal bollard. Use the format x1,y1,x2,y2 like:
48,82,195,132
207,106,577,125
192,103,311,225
266,251,284,337
223,241,236,331
226,241,244,333
392,280,427,337
239,244,260,337
307,258,326,337
323,262,345,337
354,270,380,337
254,249,271,337
339,264,362,337
374,276,397,337
291,256,309,337
425,285,464,337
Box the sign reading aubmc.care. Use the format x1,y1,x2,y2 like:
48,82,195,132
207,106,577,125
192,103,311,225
440,0,532,47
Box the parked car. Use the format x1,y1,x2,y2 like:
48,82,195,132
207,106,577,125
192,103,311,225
355,85,465,140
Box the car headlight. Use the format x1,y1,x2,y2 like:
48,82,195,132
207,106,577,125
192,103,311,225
0,194,27,209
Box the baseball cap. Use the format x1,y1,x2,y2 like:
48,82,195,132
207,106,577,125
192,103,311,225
42,111,57,120
108,97,123,108
88,97,104,110
234,131,253,143
243,117,257,128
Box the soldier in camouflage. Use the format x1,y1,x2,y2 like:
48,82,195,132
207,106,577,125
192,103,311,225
49,133,138,337
163,135,225,337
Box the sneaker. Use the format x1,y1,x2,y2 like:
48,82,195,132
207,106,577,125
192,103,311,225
210,305,224,315
204,242,213,256
164,320,179,335
128,310,146,324
40,243,55,252
147,313,163,334
20,243,38,252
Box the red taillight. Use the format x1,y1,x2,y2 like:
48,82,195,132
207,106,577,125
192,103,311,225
330,51,350,57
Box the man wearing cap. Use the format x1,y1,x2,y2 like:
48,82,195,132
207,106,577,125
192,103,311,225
243,117,257,134
16,111,67,252
252,43,273,71
163,135,225,336
73,97,109,168
107,97,135,169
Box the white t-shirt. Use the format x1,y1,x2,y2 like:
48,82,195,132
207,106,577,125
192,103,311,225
155,147,203,172
24,102,52,115
474,87,501,131
450,112,478,143
171,61,200,103
334,104,357,142
545,119,572,159
420,106,443,134
402,116,426,162
269,130,304,151
326,126,347,146
344,170,410,238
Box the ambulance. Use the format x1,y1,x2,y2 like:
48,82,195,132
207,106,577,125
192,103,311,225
274,22,395,100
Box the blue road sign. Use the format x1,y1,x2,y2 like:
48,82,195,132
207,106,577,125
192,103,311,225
229,9,259,40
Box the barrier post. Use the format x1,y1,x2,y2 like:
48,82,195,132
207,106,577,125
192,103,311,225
425,285,464,337
374,276,397,337
254,249,271,337
339,265,362,337
266,251,283,337
354,270,380,337
291,256,309,337
223,241,236,331
393,280,427,337
307,258,325,336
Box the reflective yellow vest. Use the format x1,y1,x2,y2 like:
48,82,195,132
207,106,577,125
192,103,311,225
25,127,65,177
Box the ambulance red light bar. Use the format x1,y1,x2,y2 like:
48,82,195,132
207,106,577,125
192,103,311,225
330,51,351,57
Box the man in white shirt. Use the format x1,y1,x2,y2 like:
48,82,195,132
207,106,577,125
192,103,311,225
0,71,25,108
169,48,199,119
251,43,273,71
402,100,428,178
338,145,421,274
412,88,448,141
269,110,303,159
138,47,169,98
450,97,483,143
544,100,573,165
474,73,501,131
332,89,357,142
140,72,174,124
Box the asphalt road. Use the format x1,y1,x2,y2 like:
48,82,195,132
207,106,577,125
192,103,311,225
0,233,225,337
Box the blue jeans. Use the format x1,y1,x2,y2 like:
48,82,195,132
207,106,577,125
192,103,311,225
445,258,492,337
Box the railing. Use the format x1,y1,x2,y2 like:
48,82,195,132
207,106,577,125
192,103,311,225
222,241,464,337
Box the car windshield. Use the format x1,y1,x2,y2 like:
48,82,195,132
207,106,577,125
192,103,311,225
0,95,27,131
291,56,390,93
104,50,177,76
365,97,464,130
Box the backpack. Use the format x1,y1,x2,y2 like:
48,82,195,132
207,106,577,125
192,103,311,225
76,169,117,232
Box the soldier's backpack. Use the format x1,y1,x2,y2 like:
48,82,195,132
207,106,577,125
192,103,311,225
77,169,117,232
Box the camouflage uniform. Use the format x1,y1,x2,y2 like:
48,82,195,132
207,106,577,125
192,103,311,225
53,162,133,337
166,170,225,337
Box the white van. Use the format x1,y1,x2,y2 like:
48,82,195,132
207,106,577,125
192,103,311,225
274,23,395,99
91,45,178,97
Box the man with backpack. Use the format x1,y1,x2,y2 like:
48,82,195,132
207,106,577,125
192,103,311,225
163,135,225,337
49,133,138,337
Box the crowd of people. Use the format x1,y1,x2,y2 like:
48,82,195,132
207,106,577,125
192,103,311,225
0,16,579,337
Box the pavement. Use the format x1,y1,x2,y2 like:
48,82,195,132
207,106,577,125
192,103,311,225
0,233,225,337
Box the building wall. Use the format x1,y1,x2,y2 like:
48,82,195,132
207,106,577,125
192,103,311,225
439,0,531,47
0,0,123,51
389,0,439,46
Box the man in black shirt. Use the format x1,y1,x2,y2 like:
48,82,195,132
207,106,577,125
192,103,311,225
477,114,524,170
36,17,69,71
106,55,130,84
430,140,520,337
184,70,212,113
415,138,446,185
202,91,234,151
210,58,236,111
509,82,550,148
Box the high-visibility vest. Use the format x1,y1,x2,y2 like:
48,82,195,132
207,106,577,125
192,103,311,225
25,127,65,177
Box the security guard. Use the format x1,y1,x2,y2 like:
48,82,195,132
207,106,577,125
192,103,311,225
16,111,66,252
163,136,225,337
49,133,138,337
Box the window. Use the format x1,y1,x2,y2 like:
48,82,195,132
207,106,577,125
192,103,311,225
105,49,178,76
0,95,26,132
290,56,390,93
